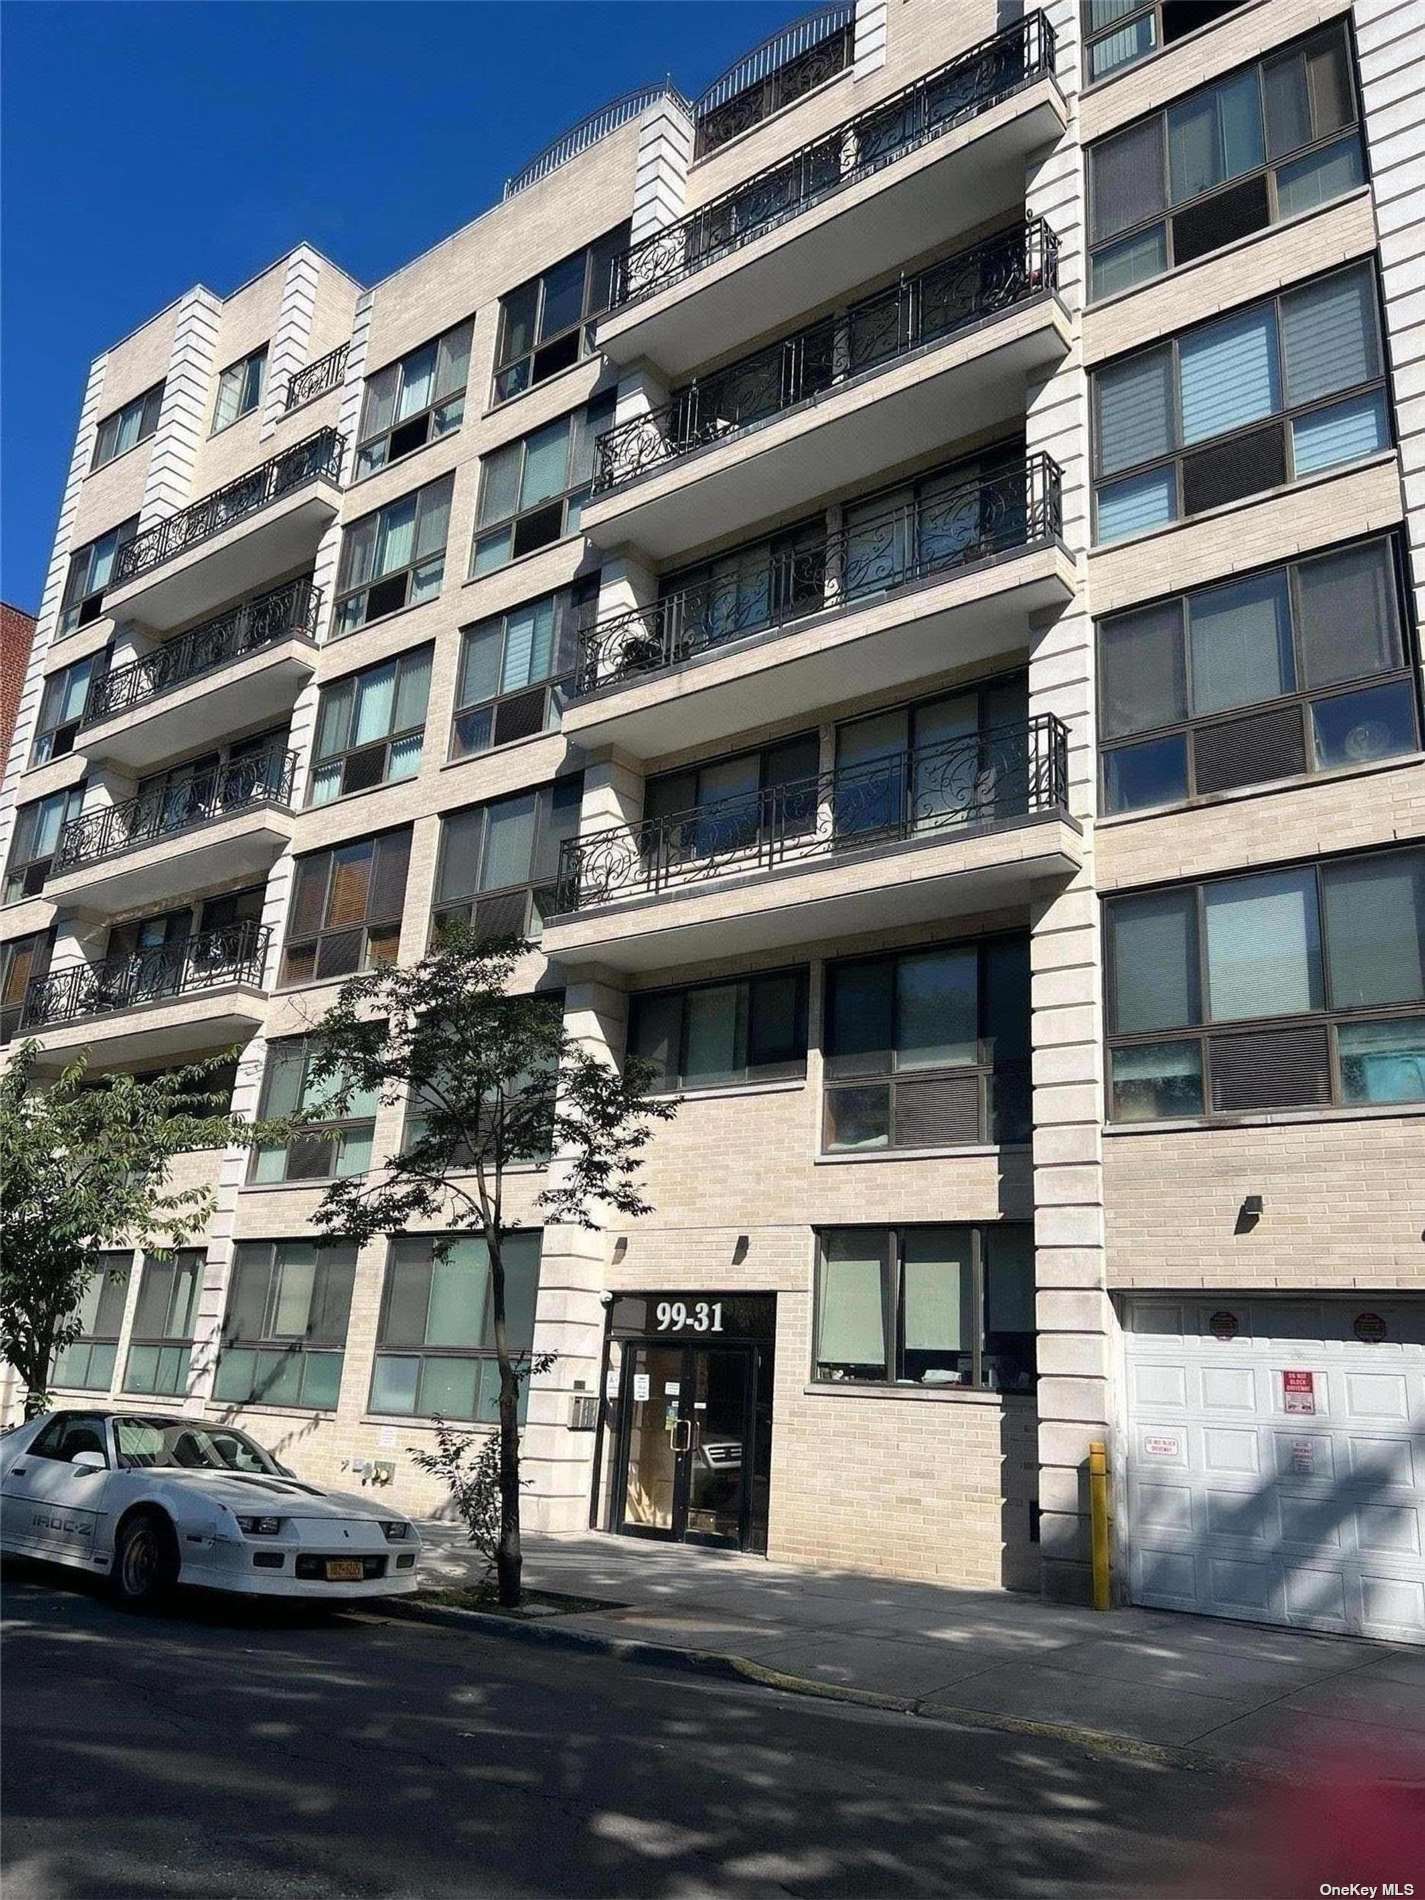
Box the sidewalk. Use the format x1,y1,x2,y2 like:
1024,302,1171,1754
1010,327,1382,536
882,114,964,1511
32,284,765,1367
414,1527,1425,1772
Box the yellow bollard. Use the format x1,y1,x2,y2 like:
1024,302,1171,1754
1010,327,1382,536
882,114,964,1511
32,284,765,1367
1089,1439,1111,1611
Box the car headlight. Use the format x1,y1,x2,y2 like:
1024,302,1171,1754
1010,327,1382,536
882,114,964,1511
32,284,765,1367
234,1514,284,1536
381,1520,412,1541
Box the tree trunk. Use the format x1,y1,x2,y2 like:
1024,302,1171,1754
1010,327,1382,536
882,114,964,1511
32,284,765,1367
488,1230,523,1608
22,1335,53,1420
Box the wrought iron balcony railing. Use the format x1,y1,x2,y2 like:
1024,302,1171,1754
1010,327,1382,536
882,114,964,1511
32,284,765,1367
285,343,349,411
54,748,298,873
572,454,1062,697
593,220,1058,495
82,577,320,727
113,430,345,586
608,12,1057,308
695,13,855,159
554,713,1069,913
23,922,271,1031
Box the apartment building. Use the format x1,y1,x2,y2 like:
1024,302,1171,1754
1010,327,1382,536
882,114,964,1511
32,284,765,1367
2,0,1422,1640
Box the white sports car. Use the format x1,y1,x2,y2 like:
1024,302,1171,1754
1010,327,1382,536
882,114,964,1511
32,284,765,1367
0,1409,421,1606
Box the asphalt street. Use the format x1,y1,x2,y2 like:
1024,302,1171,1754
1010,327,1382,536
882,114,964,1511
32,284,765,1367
1,1565,1302,1900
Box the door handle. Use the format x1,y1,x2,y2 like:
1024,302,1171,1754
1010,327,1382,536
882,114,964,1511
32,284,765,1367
10,1465,26,1476
669,1420,692,1454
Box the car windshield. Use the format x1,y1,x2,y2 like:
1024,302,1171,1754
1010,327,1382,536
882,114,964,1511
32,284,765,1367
113,1418,282,1475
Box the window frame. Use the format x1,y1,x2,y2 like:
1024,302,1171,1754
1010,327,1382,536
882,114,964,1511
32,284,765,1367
1082,0,1248,86
492,224,629,406
1087,22,1366,301
5,782,87,902
59,517,139,634
32,648,109,765
213,1239,356,1412
91,382,165,471
51,1251,131,1393
248,1037,382,1184
1091,261,1392,544
469,394,615,576
450,577,598,761
121,1249,204,1398
333,473,455,637
812,1223,1037,1393
0,931,51,1043
430,775,584,945
211,345,269,434
354,318,474,480
279,825,412,988
628,966,811,1094
1097,533,1421,814
1104,845,1425,1123
308,646,433,806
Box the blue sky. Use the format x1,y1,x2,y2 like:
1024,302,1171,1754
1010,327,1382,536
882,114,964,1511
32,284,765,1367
0,0,813,612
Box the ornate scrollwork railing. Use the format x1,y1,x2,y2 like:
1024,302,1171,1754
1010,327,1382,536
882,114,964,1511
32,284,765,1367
554,713,1068,913
54,748,298,873
83,577,320,726
608,12,1057,309
285,343,349,410
113,430,345,586
572,454,1063,697
696,17,855,158
592,218,1058,494
23,922,271,1030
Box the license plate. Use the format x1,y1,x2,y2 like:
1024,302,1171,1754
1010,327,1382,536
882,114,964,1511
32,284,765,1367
325,1559,363,1582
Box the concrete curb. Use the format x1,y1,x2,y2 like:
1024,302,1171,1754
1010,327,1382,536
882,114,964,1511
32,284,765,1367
368,1595,1256,1777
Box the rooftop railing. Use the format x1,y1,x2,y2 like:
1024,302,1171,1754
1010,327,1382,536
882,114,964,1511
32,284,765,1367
607,12,1056,309
695,10,854,158
113,430,344,586
285,343,349,410
23,922,271,1030
572,454,1063,698
592,219,1058,494
54,748,297,874
82,577,320,727
554,712,1069,913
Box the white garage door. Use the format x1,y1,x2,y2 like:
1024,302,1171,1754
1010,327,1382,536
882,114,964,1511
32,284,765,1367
1124,1297,1425,1646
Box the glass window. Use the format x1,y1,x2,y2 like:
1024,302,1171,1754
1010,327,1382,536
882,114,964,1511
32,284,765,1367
1178,306,1279,447
310,648,431,803
334,474,453,636
122,1251,203,1398
212,346,268,432
280,827,411,986
628,969,808,1092
92,383,164,470
1338,1019,1425,1106
1205,868,1322,1021
1322,852,1425,1009
814,1225,1035,1392
470,395,614,576
32,651,106,764
371,1231,541,1422
5,783,87,902
249,1039,381,1184
1109,888,1201,1033
1100,600,1186,738
493,224,629,403
213,1241,356,1411
355,319,472,477
451,578,596,758
52,1252,130,1393
59,517,139,634
432,776,583,944
1188,571,1293,714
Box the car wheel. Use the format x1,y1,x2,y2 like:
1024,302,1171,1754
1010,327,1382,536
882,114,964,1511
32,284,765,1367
111,1511,179,1609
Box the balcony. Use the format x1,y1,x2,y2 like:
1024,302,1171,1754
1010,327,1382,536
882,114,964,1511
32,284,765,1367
20,923,269,1068
566,456,1071,757
78,578,319,769
45,749,297,916
543,715,1080,972
596,14,1065,376
284,343,349,411
581,230,1068,560
104,430,344,633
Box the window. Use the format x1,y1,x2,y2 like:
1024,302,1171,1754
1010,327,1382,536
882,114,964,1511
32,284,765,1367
432,777,583,943
0,932,51,1042
249,1038,381,1183
32,650,107,764
5,783,87,901
1083,0,1245,84
402,998,562,1167
214,1241,356,1411
629,968,809,1092
1099,537,1418,813
471,394,614,575
52,1252,130,1391
1093,263,1389,542
334,474,453,636
310,648,432,804
451,577,597,758
1105,847,1425,1120
371,1230,541,1422
644,734,820,864
30,1413,112,1464
834,676,1031,838
127,729,290,846
493,225,628,404
842,444,1032,600
92,383,164,470
211,345,268,432
123,1250,203,1397
651,519,828,665
823,936,1031,1151
281,826,412,985
59,517,138,633
814,1224,1035,1392
355,319,473,479
1089,25,1365,299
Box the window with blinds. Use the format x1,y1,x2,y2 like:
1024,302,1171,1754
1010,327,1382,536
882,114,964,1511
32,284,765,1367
451,577,596,759
371,1231,541,1422
280,826,412,985
309,647,432,804
334,474,454,636
123,1251,204,1397
432,777,583,944
214,1241,357,1411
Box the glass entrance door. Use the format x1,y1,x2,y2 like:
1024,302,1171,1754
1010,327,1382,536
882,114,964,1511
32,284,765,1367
683,1347,750,1546
612,1341,765,1549
618,1343,684,1536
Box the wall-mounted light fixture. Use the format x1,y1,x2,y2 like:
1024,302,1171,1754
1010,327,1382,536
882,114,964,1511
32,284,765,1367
732,1234,749,1263
1235,1194,1264,1234
611,1237,628,1263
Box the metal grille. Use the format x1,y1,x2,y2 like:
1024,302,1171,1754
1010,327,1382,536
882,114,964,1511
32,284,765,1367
504,87,690,198
492,687,549,748
474,890,534,942
1194,706,1305,796
1171,175,1270,268
1182,422,1286,517
1209,1025,1332,1113
895,1073,983,1146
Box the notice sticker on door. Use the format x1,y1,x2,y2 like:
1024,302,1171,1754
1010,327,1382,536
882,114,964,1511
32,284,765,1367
1283,1369,1315,1415
1143,1433,1182,1459
1290,1439,1316,1473
663,1381,680,1397
605,1368,620,1400
633,1372,650,1402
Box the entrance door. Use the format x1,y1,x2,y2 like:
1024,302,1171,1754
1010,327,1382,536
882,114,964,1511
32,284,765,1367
614,1342,762,1549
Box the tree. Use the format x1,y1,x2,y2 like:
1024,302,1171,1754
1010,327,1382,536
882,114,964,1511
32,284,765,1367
292,930,677,1608
0,1045,259,1418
